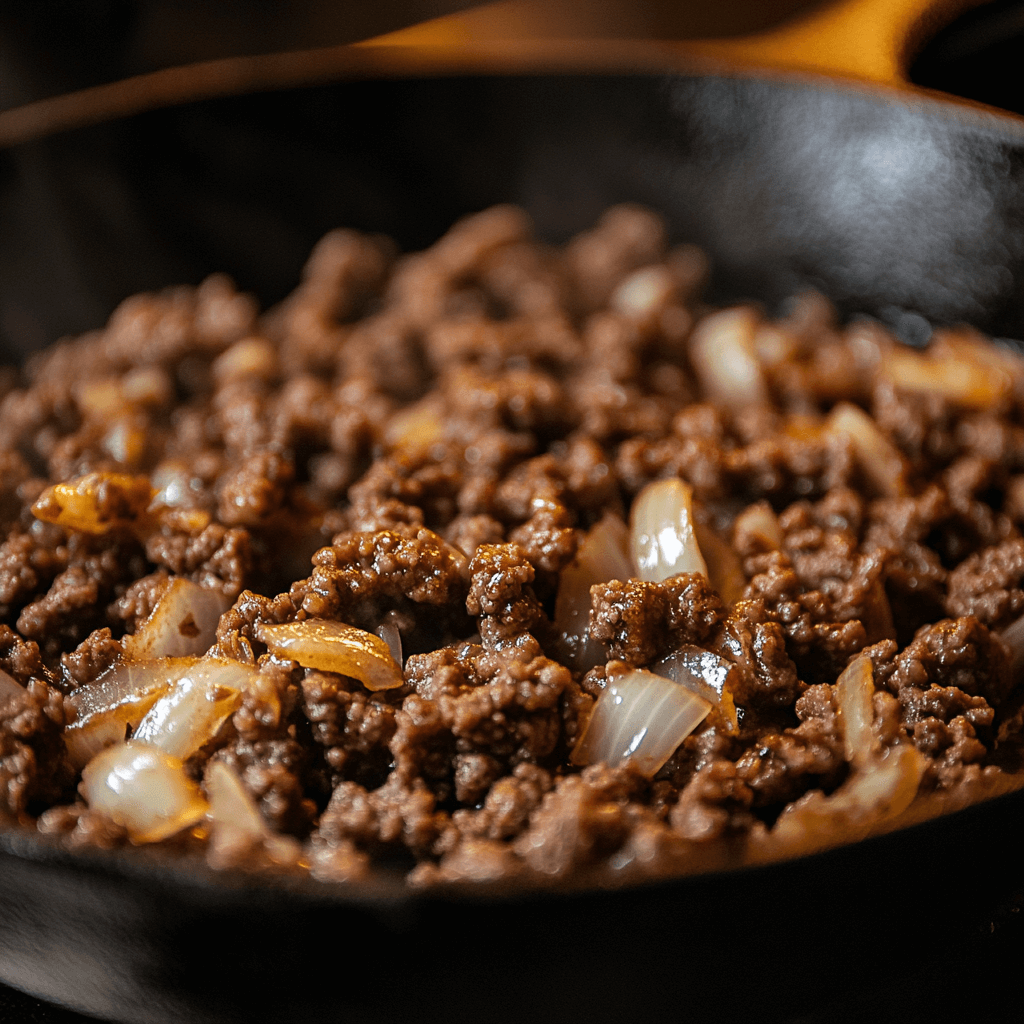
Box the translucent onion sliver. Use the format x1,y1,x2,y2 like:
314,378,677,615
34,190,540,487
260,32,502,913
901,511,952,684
254,619,404,690
835,654,876,767
80,741,208,843
651,646,740,735
375,622,404,668
64,659,192,770
571,669,712,777
554,514,632,671
133,659,254,760
630,478,708,583
123,577,231,661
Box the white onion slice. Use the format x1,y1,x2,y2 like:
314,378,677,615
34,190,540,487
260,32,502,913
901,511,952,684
554,514,632,671
688,306,768,408
826,402,908,498
123,578,231,661
880,346,1010,409
630,478,708,583
254,619,404,690
64,659,192,770
80,741,208,843
375,622,404,667
133,660,253,760
610,265,676,322
570,668,711,777
652,646,740,735
835,654,876,767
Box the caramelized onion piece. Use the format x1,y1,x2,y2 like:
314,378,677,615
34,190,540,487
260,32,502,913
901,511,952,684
688,306,768,408
611,265,676,322
554,514,632,671
571,668,711,777
630,478,708,583
879,345,1010,409
31,472,155,535
835,654,876,767
123,577,231,661
64,659,191,770
826,402,908,498
652,646,740,735
254,619,404,690
80,741,208,843
133,660,252,760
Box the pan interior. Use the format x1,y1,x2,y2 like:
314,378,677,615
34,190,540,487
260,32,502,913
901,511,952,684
4,71,1024,361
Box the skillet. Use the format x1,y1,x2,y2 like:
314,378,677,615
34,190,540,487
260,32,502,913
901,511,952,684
3,1,1024,1020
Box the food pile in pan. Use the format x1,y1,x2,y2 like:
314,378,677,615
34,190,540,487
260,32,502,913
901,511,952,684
2,204,1023,886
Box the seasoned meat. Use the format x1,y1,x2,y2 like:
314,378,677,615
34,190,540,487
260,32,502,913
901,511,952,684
1,204,1022,886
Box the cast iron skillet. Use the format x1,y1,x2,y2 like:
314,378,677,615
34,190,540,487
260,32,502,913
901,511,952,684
3,2,1024,1021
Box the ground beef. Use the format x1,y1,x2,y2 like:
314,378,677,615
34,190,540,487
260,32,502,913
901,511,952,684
2,204,1024,886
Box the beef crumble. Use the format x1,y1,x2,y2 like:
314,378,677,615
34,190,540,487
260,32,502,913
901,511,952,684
4,203,1024,885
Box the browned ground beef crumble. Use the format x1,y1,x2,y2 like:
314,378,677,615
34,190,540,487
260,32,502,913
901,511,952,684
2,203,1024,886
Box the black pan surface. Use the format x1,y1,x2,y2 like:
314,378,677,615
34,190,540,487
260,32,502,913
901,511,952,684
4,71,1024,359
3,68,1024,1022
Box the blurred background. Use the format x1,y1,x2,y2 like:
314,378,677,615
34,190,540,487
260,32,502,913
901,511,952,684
0,0,827,113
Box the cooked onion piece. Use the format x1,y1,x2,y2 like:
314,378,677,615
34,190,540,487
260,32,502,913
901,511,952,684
554,514,632,671
205,761,304,866
206,761,265,839
692,521,745,606
571,668,712,777
688,306,768,408
733,501,783,551
375,621,404,667
133,660,253,760
610,265,677,323
835,654,876,767
80,741,209,843
123,577,231,661
652,646,740,735
826,402,908,498
879,345,1009,409
254,619,404,690
630,478,708,583
31,472,155,535
64,659,195,770
769,744,925,855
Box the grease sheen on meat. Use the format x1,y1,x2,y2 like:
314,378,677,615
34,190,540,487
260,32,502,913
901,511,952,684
3,204,1024,886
